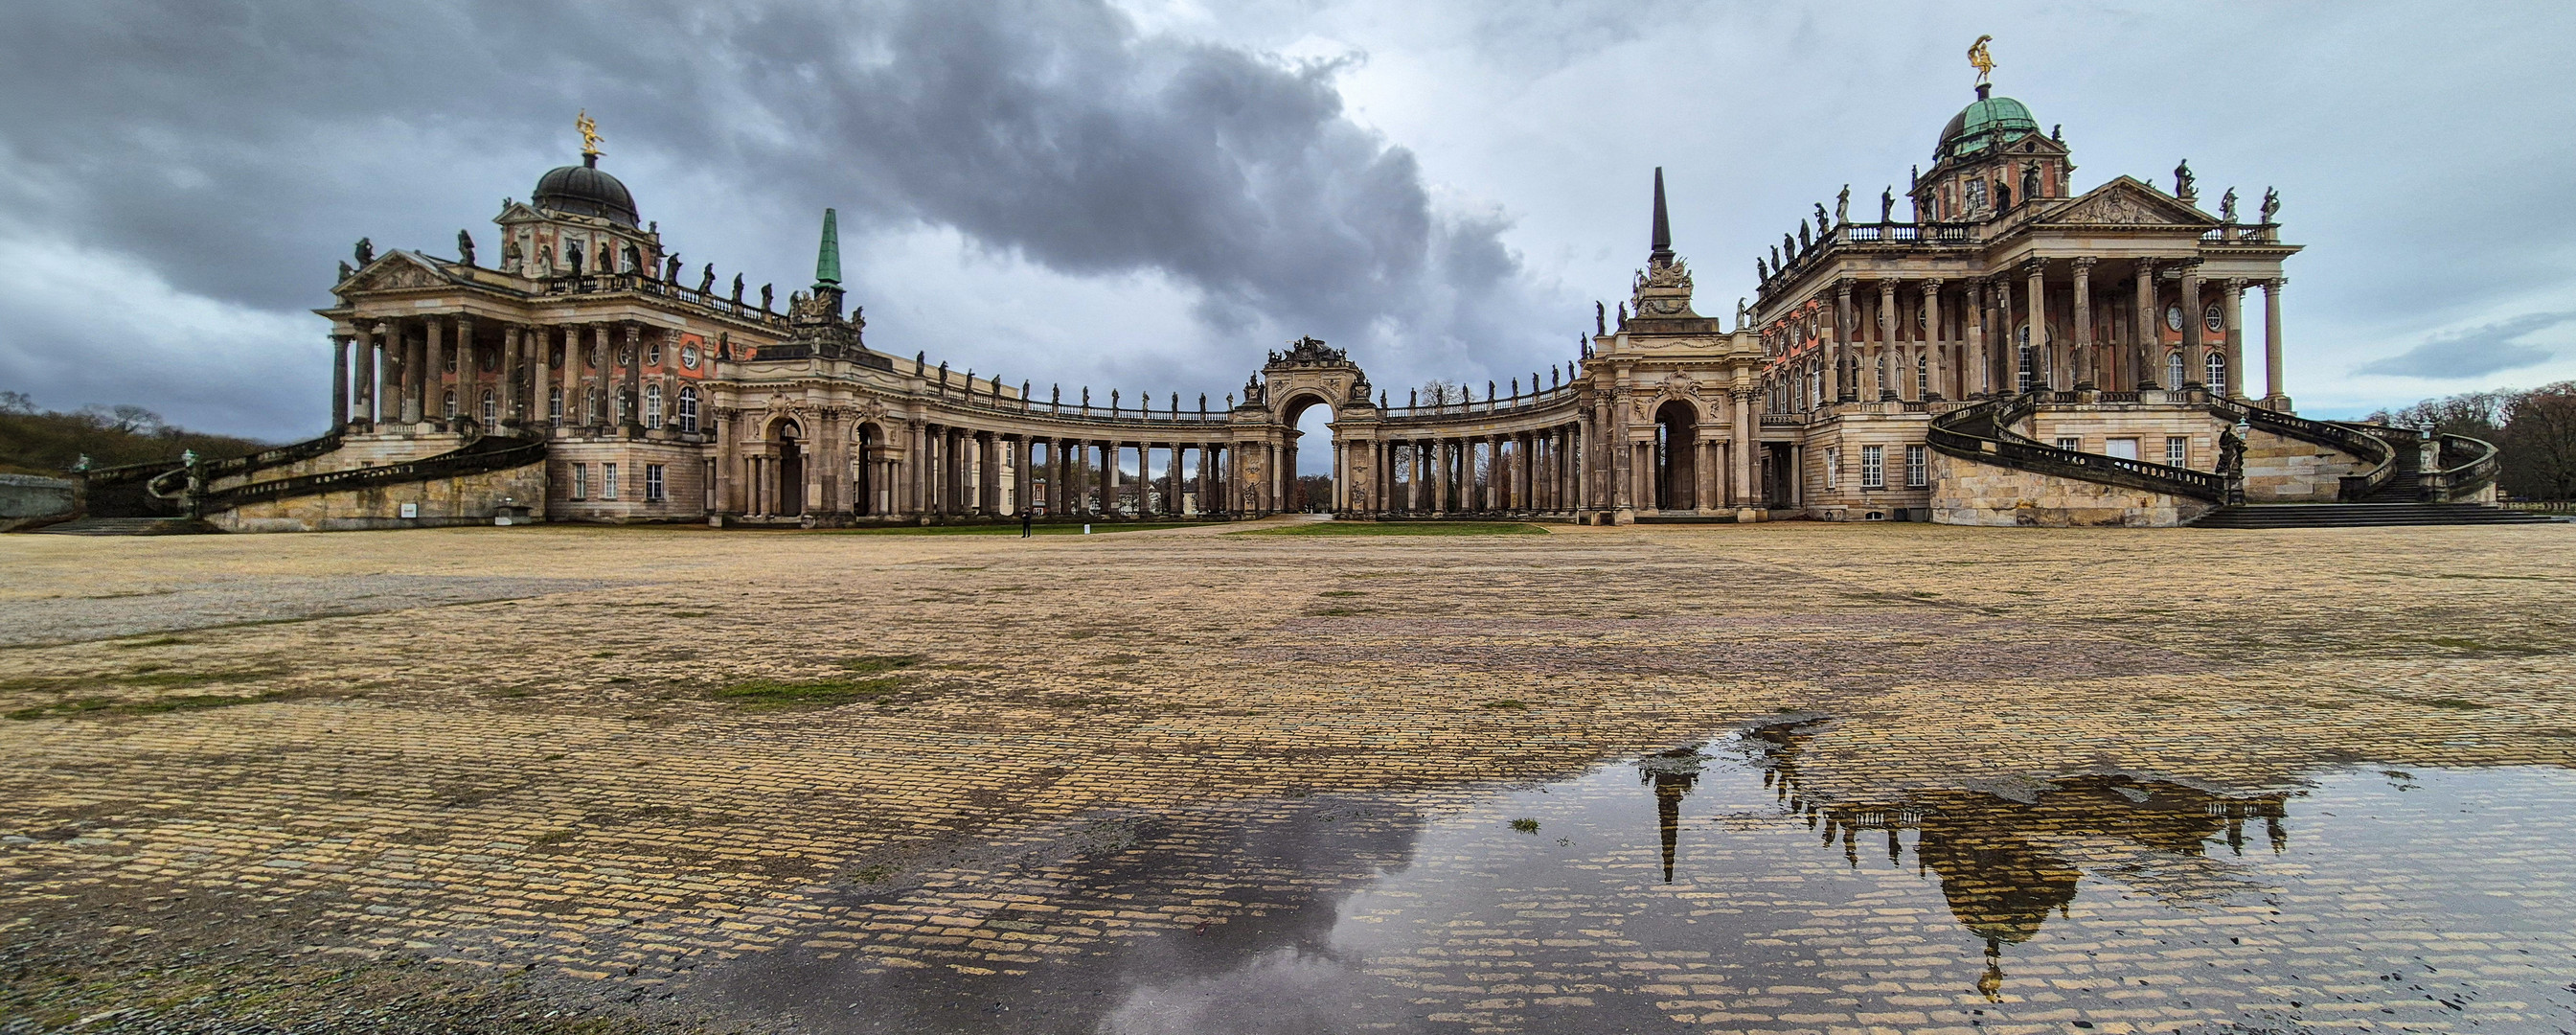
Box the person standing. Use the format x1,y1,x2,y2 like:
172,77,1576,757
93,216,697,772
1021,506,1037,539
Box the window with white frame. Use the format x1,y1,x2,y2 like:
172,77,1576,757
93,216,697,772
2167,351,2186,388
549,387,563,421
1904,444,1927,487
1861,445,1886,489
2166,436,2188,468
645,463,666,502
480,390,495,426
442,389,457,418
1916,355,1929,397
2017,328,2036,392
2205,353,2227,395
571,463,587,500
2056,436,2082,451
648,339,663,366
603,462,619,500
645,383,664,429
1825,447,1840,489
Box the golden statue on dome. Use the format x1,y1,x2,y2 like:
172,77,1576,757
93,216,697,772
576,110,603,157
1968,34,1995,86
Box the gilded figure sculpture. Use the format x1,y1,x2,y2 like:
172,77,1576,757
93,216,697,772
1968,35,1995,85
577,110,603,156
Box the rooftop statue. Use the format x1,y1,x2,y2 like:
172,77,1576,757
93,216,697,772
577,110,603,157
698,264,715,294
2174,159,2196,200
354,238,374,264
2220,188,2239,222
1968,34,1995,86
1881,186,1895,223
2259,187,2281,223
457,230,476,266
1835,184,1850,225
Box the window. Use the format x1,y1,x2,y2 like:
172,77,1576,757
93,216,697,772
2167,351,2186,388
1966,177,1988,212
2106,438,2140,460
480,390,495,426
2166,436,2189,468
681,344,699,370
549,387,563,421
2056,436,2082,451
1825,447,1840,489
1904,445,1927,487
679,385,699,434
1916,355,1929,396
645,463,667,502
648,340,663,367
443,350,457,374
571,463,588,500
2206,353,2228,395
442,389,457,418
603,463,619,500
2203,303,2224,334
645,383,664,429
2017,329,2037,393
1860,445,1886,489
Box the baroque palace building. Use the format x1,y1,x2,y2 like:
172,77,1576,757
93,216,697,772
89,69,2531,532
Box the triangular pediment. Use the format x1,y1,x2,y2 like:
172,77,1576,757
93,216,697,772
2040,176,2214,228
338,250,454,293
494,201,550,224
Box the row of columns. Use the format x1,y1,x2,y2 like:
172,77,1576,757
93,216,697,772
1762,264,2288,409
1344,426,1584,516
333,317,703,433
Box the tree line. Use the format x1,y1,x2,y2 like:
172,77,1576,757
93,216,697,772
0,393,270,477
2364,380,2576,500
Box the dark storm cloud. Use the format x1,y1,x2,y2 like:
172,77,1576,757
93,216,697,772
2355,311,2567,380
0,0,1551,436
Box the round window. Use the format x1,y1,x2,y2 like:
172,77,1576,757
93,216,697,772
2203,303,2224,333
680,345,699,370
2164,304,2184,332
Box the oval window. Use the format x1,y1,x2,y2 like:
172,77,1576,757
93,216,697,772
2164,303,2184,332
2203,303,2224,334
680,345,699,370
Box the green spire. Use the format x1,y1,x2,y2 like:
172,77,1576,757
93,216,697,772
814,207,841,286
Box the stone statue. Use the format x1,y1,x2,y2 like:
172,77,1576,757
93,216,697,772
1813,201,1830,232
1797,219,1811,249
622,242,643,274
2219,187,2239,222
1616,302,1629,331
338,260,353,281
2217,425,2246,475
2020,163,2040,203
1408,388,1419,407
697,264,716,294
1835,184,1850,225
1510,378,1519,397
1595,300,1606,334
1910,164,1920,188
665,254,681,282
2050,124,2062,143
566,242,583,276
354,238,374,264
504,238,523,268
1781,232,1794,259
1755,258,1767,285
760,284,774,311
1226,393,1236,409
1198,393,1207,412
2174,159,2196,200
1768,244,1780,270
536,244,553,275
2259,187,2281,223
1881,186,1895,223
1736,297,1749,327
457,230,476,266
731,274,744,304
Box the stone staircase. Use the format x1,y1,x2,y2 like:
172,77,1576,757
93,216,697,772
25,517,216,536
2190,503,2559,529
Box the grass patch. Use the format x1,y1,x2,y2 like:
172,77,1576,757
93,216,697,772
1312,607,1369,616
1319,589,1365,598
671,610,710,618
2422,698,2489,710
853,862,901,884
1235,521,1547,537
1509,818,1541,834
8,692,288,721
826,522,1203,536
711,656,923,708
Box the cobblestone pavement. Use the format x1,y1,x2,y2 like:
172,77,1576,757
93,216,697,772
2,520,2572,1034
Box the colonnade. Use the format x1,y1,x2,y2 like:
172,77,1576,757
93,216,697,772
721,421,1241,520
1760,263,2290,412
1348,425,1584,516
331,316,708,434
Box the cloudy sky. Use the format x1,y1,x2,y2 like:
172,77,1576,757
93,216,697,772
4,0,2573,442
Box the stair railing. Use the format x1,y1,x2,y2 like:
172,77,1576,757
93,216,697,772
1927,391,2228,501
2205,397,2400,502
197,431,544,513
2426,434,2503,502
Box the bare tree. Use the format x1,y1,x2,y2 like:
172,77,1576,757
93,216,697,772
2501,381,2576,500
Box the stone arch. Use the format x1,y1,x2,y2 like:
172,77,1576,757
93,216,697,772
1653,398,1698,512
1248,335,1378,515
766,415,804,518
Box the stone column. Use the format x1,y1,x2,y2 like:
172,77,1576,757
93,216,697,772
2070,258,2096,391
1924,280,1947,400
1965,280,1987,397
1013,436,1033,516
622,324,644,430
2180,264,2205,388
1874,280,1898,400
1733,389,1759,514
330,334,351,427
1167,444,1183,516
500,325,523,423
2022,259,2047,394
1992,276,2014,394
2223,278,2247,400
370,321,396,424
398,319,422,424
422,317,446,422
909,422,928,516
2134,262,2160,389
2263,278,2289,406
1834,281,1857,401
1101,441,1119,517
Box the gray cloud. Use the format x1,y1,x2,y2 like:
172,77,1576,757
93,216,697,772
0,0,1564,439
2355,311,2569,379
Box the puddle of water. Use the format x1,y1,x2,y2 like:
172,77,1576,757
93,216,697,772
720,731,2576,1033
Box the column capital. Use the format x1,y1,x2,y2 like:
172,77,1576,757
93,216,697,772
2226,276,2247,291
2019,256,2047,278
2070,256,2097,272
1923,277,1945,291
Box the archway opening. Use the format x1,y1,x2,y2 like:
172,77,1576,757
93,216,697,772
1653,399,1698,512
853,423,878,516
770,418,804,518
1283,394,1336,513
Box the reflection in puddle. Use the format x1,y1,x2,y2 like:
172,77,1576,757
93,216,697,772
722,726,2576,1033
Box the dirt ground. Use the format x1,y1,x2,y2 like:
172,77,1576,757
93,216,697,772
3,518,2571,1033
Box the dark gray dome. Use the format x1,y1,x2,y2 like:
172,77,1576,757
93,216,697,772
533,156,639,227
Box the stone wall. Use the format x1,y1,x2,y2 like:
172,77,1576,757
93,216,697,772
1928,452,2215,527
208,460,546,533
0,473,79,530
2240,426,2368,503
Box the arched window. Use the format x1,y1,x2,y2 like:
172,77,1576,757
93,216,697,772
645,383,664,429
2206,352,2228,395
2167,351,2187,389
442,389,457,418
1916,354,1929,397
678,385,699,434
548,387,563,421
2017,327,2037,393
480,390,495,426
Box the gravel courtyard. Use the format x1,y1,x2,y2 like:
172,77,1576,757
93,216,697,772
4,519,2572,1034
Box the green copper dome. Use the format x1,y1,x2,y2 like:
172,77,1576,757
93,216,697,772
1936,91,2039,162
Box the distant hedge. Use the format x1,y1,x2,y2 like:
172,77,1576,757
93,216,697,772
0,392,269,476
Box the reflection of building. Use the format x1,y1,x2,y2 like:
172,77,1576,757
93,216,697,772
1637,746,1706,884
1737,721,2287,999
107,55,2529,530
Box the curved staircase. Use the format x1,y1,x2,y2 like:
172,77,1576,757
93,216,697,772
57,425,547,532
